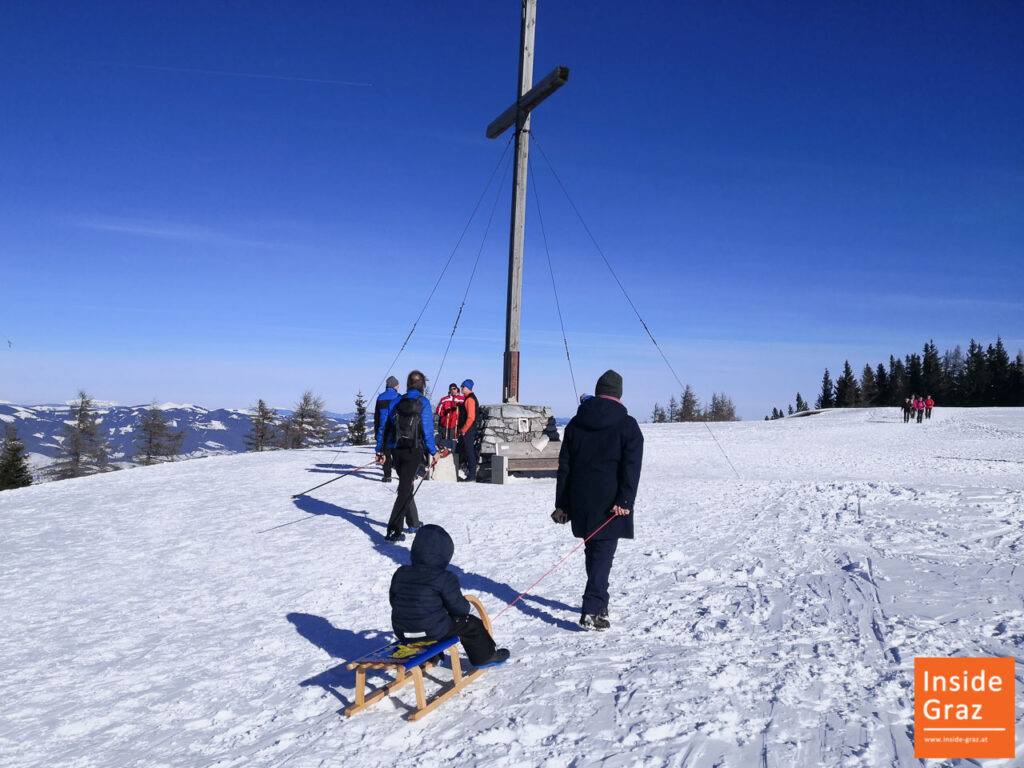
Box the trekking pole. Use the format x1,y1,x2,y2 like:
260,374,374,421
408,452,442,501
291,460,377,498
491,513,619,622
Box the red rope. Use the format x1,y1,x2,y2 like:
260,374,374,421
492,514,619,622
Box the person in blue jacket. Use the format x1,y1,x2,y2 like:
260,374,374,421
390,524,509,668
373,376,402,482
376,370,437,542
552,369,643,631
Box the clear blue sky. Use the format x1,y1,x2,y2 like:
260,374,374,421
3,2,1022,420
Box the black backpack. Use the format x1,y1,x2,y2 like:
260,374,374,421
392,395,424,450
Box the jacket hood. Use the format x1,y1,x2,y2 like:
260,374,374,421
572,395,629,431
410,524,454,569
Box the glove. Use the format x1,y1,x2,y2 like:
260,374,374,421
375,452,385,464
551,508,569,524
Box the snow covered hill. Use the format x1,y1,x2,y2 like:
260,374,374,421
1,408,1022,767
0,401,351,476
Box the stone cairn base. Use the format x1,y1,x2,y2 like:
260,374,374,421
468,404,558,481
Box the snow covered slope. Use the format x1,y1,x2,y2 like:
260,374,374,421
1,408,1022,767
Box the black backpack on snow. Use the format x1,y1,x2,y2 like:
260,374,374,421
392,395,424,450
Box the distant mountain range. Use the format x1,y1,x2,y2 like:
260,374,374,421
0,402,354,476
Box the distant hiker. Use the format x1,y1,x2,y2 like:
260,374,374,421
914,396,925,424
925,395,935,419
435,383,464,452
902,398,913,424
390,524,509,668
552,369,643,631
457,379,480,482
376,370,437,542
373,376,402,482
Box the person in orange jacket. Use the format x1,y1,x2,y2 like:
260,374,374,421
457,379,479,482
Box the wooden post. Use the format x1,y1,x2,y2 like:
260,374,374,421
503,0,536,404
487,1,568,404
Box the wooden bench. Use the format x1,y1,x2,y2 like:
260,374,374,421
490,439,560,482
345,596,493,721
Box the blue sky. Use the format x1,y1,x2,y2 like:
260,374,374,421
2,2,1021,420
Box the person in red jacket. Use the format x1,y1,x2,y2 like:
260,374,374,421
435,383,463,451
925,395,935,419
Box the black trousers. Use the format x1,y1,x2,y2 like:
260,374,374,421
381,448,393,481
458,426,478,480
447,614,496,666
387,447,423,536
582,538,618,616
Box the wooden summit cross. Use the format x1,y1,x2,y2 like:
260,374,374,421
487,0,569,404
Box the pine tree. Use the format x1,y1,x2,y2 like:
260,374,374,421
348,391,369,445
815,369,835,409
788,404,794,415
835,361,860,407
874,363,889,405
133,403,186,465
1011,352,1024,407
963,340,989,406
941,345,966,404
245,399,278,452
50,390,110,480
650,403,667,423
680,385,699,422
986,337,1012,405
667,396,679,423
888,356,907,404
905,353,923,397
705,393,738,421
922,340,942,397
0,425,33,490
859,364,878,406
794,392,809,412
288,391,333,448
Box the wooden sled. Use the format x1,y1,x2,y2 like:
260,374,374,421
345,595,493,721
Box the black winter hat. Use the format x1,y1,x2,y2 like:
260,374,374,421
386,375,399,388
595,369,623,399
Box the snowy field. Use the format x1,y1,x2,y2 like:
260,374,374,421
1,407,1022,767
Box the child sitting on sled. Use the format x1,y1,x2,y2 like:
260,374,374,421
390,524,510,668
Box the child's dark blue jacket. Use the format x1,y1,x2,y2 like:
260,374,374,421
389,524,470,642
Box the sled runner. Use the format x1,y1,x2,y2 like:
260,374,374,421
345,595,493,720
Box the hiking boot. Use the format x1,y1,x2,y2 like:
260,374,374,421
579,613,610,631
384,531,406,543
599,606,609,619
406,525,421,534
382,476,392,483
475,648,510,668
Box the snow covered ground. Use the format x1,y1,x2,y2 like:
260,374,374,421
1,407,1022,767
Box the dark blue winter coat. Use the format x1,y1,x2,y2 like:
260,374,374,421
390,525,470,642
556,395,644,541
375,389,437,455
373,387,402,447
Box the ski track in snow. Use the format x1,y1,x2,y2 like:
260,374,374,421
1,408,1023,767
